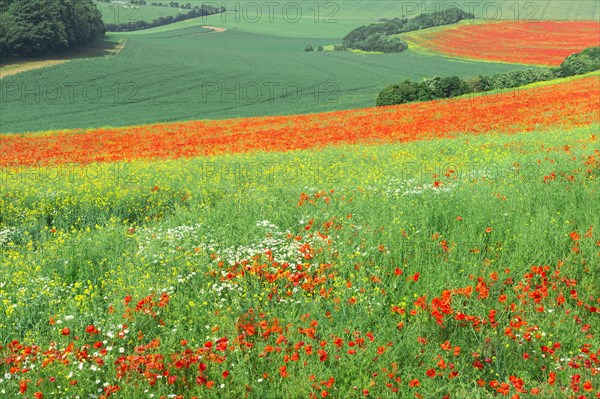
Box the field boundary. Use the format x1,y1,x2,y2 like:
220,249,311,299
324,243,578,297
202,25,227,33
0,38,126,79
0,60,70,79
109,39,128,57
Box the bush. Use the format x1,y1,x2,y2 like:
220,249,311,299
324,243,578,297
0,0,105,57
342,8,473,53
424,76,470,98
376,47,599,107
555,46,600,77
376,80,421,106
466,75,494,92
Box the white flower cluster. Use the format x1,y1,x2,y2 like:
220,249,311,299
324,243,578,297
362,178,456,197
135,223,206,263
0,227,16,247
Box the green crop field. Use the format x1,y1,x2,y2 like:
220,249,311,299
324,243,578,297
0,28,526,134
120,0,600,38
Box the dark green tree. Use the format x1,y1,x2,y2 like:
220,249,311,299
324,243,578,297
342,7,473,53
0,0,105,57
555,47,600,77
376,80,421,106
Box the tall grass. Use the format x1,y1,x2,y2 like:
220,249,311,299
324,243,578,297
0,125,598,397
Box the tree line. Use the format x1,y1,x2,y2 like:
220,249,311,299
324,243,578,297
342,7,474,53
0,0,105,57
103,4,224,32
96,1,203,10
376,47,600,106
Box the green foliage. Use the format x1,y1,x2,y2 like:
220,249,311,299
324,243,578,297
554,46,600,77
103,4,223,32
376,80,418,106
377,47,598,106
486,68,555,90
0,0,105,57
376,76,470,106
466,74,494,92
343,8,473,53
406,6,474,29
423,75,470,98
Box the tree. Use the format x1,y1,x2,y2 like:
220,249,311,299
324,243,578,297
0,0,105,57
555,47,600,77
376,80,421,106
342,7,473,53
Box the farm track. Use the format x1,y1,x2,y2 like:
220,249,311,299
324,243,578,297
0,39,128,79
0,60,69,79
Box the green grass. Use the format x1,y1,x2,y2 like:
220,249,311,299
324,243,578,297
1,124,598,397
0,28,528,134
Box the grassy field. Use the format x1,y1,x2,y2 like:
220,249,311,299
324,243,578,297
0,27,527,134
1,122,598,397
117,0,600,38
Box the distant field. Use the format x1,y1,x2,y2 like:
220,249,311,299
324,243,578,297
94,1,184,25
404,20,600,66
102,1,600,38
0,28,527,134
212,0,600,37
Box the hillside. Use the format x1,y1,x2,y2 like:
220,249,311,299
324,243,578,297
2,72,598,165
0,29,526,134
1,2,600,398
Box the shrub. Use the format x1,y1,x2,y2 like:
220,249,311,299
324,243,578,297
555,46,600,77
376,80,421,106
342,8,473,53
